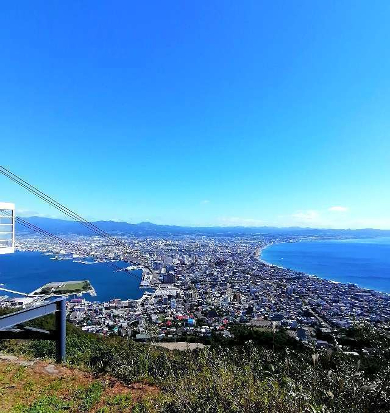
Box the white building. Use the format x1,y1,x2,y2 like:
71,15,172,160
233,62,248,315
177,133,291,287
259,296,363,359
0,202,15,254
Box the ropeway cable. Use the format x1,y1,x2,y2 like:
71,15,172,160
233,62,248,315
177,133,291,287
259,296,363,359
16,218,124,273
2,210,141,278
0,166,145,274
3,210,125,273
0,165,138,260
0,165,120,240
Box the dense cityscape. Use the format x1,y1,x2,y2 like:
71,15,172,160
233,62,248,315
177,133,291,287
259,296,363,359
2,232,389,353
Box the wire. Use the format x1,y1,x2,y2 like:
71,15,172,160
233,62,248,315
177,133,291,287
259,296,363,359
2,209,141,278
0,166,137,260
0,165,146,276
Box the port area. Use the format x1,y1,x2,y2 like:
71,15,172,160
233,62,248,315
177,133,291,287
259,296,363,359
123,266,158,288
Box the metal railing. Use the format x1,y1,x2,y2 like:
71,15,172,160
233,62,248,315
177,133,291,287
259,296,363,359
0,298,66,363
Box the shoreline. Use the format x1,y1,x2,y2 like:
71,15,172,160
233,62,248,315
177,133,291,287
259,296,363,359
259,238,390,296
1,250,145,302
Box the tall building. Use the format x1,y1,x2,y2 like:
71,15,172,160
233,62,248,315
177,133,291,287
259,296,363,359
163,273,176,284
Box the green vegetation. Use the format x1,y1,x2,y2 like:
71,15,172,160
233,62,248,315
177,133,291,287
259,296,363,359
0,307,17,317
0,361,143,412
1,317,390,412
57,280,91,293
36,280,92,295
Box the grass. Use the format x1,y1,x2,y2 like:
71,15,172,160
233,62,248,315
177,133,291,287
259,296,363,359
0,359,156,412
37,280,92,295
1,317,390,412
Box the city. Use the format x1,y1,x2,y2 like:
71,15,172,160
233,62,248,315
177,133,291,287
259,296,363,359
2,232,389,353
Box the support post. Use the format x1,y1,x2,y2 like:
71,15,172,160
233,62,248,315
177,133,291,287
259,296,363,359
55,298,66,363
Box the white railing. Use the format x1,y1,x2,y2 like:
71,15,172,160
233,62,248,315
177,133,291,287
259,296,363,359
0,202,15,254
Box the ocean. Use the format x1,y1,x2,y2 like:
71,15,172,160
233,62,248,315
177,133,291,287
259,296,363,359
0,251,144,302
2,239,390,301
261,237,390,293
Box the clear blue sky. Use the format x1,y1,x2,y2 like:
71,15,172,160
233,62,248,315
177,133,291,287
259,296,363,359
1,1,390,228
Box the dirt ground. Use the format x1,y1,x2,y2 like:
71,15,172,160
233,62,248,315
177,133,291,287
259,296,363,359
151,341,205,351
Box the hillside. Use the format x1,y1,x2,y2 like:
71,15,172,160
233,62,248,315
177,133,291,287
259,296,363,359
0,354,156,412
0,315,389,412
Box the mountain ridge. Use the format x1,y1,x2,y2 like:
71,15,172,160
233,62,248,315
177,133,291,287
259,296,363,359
16,216,390,237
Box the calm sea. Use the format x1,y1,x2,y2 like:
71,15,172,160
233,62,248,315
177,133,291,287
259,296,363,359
0,251,144,302
261,237,390,293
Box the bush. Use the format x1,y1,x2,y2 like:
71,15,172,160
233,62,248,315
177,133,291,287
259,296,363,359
1,321,390,412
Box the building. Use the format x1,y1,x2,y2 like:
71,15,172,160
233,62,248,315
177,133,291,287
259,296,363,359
0,202,15,254
163,273,176,284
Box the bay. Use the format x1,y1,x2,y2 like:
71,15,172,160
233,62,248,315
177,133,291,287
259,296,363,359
0,251,143,302
261,237,390,293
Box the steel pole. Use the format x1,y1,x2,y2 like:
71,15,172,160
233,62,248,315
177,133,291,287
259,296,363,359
55,298,66,363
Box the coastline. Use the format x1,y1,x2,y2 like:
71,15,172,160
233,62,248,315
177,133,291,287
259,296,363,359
259,238,390,295
0,250,145,302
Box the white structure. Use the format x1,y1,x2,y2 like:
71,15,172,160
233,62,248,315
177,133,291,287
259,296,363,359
0,202,15,254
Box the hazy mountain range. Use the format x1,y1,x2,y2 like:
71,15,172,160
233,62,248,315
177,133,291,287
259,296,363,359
16,216,390,238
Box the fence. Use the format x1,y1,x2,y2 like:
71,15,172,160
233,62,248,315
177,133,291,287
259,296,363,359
0,298,66,363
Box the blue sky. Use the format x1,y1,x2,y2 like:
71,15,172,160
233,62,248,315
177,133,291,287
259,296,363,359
1,1,390,228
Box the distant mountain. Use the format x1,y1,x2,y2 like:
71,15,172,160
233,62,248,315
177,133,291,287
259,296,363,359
15,216,390,238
